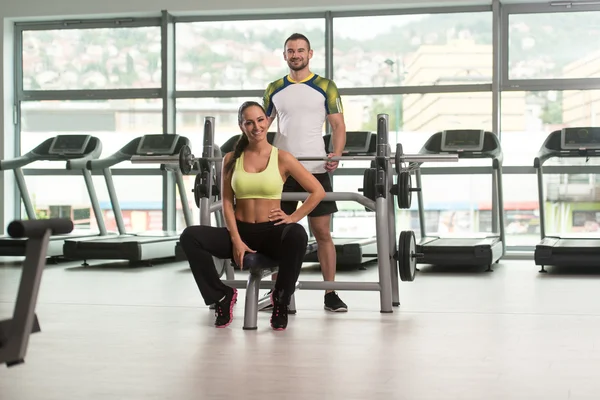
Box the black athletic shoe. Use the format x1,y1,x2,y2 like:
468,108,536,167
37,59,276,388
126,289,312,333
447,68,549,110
324,291,348,312
270,290,289,330
214,288,238,328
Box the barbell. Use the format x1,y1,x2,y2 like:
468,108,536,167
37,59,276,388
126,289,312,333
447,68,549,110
131,144,459,174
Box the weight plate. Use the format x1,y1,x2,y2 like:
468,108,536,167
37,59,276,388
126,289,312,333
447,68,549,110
193,173,202,207
396,172,412,209
362,168,377,211
396,172,403,209
396,172,404,209
398,230,417,282
179,145,192,175
405,172,412,209
395,144,403,175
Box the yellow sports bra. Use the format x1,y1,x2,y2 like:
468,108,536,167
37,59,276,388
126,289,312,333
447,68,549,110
231,147,284,200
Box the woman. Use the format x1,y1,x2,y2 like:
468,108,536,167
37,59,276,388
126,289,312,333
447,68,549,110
180,101,326,330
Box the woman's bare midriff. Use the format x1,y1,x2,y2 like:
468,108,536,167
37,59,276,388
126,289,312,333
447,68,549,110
234,199,283,223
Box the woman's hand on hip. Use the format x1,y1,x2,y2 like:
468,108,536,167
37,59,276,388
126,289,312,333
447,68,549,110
269,208,296,225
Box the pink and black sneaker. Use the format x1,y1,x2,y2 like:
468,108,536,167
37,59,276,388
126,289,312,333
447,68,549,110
270,290,289,331
214,288,237,328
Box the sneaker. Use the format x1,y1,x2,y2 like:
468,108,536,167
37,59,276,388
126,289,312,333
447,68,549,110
270,290,289,330
214,288,238,328
324,291,348,312
258,289,274,312
210,295,237,310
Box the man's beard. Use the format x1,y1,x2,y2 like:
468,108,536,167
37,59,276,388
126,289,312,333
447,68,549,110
287,59,308,71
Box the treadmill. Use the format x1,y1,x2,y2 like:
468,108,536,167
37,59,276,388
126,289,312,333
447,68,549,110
216,131,378,268
534,127,600,272
62,134,193,264
0,135,108,258
414,129,505,271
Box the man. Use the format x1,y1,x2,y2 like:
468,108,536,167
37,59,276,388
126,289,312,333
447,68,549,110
261,33,348,312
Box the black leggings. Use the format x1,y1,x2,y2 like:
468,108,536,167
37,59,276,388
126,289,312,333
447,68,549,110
179,220,308,305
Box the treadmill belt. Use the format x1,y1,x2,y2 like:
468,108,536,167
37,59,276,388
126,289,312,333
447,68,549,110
557,239,600,248
77,235,173,244
426,238,493,247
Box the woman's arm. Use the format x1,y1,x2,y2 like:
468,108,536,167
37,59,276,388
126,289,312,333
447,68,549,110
279,150,326,223
221,152,242,243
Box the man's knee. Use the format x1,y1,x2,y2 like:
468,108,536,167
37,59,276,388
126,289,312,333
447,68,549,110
309,216,333,242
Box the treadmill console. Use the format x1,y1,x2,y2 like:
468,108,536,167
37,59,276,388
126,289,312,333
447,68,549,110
137,135,180,155
328,131,372,155
48,135,92,155
561,127,600,150
440,129,485,153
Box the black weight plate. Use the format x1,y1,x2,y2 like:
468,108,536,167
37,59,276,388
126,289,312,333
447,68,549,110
405,172,412,209
193,173,202,207
397,231,406,279
396,172,412,209
395,143,403,175
405,230,417,281
179,145,192,175
362,168,377,211
398,230,417,282
396,172,404,209
402,172,408,208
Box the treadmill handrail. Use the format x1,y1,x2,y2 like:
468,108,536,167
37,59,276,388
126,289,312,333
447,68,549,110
533,147,557,169
86,135,191,170
86,137,144,170
533,128,600,168
0,137,102,171
66,138,103,170
417,130,503,169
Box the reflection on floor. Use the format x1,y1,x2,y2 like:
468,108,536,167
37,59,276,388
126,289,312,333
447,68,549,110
1,257,600,400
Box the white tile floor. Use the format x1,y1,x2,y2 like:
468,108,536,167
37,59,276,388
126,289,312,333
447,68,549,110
1,258,600,399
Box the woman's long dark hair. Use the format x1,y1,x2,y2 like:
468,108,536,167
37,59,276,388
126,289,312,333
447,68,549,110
224,101,267,175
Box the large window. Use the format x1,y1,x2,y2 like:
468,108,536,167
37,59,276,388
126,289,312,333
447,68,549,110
22,176,164,233
20,99,163,166
17,21,165,229
333,12,492,88
501,175,541,247
500,90,600,166
501,89,600,243
507,11,600,80
175,19,326,91
22,27,162,90
341,93,493,153
12,6,600,252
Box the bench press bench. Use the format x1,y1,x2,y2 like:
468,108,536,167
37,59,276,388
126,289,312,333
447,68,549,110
240,253,297,330
220,243,317,330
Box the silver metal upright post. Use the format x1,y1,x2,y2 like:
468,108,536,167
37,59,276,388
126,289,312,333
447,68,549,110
102,168,126,234
199,117,215,226
496,165,506,256
537,166,546,239
175,169,193,229
13,169,35,220
415,169,426,239
375,114,393,313
82,169,107,236
387,154,400,306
